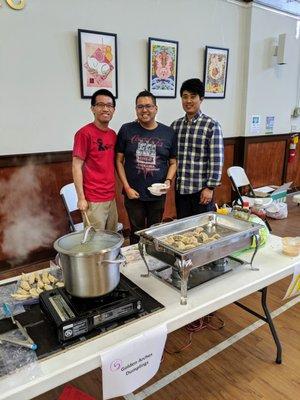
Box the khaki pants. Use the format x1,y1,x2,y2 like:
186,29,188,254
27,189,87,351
83,199,118,231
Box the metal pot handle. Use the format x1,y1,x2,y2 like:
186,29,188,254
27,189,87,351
100,254,127,265
55,253,61,268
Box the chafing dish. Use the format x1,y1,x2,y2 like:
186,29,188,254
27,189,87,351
136,212,261,305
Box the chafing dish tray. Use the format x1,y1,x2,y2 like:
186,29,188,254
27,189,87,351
136,212,261,305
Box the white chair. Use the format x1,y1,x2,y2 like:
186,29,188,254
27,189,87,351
60,183,123,232
293,194,300,206
227,166,272,208
227,166,273,232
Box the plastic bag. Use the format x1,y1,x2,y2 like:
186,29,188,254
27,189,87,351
248,215,269,248
0,330,37,378
265,202,288,220
232,215,269,257
0,283,25,320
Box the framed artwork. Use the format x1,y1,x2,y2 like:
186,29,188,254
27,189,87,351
78,29,118,99
148,37,178,98
203,46,229,99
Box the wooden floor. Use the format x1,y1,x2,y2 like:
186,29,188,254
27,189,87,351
21,197,300,399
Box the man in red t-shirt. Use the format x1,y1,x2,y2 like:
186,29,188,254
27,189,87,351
72,89,117,231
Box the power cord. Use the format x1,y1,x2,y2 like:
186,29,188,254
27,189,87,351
164,314,225,355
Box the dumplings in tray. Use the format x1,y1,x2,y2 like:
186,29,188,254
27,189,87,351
11,269,64,301
162,227,221,252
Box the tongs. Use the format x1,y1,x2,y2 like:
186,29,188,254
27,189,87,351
0,303,37,350
205,215,217,235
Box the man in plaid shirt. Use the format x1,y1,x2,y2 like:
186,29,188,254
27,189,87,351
171,78,224,218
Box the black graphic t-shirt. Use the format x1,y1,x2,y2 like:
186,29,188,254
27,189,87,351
116,122,177,201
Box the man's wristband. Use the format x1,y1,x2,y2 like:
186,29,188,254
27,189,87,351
165,178,172,183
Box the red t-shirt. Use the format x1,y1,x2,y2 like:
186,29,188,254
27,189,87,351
73,123,116,202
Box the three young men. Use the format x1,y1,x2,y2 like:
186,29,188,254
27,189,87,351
72,80,223,238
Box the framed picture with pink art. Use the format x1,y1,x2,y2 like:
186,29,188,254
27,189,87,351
203,46,229,99
78,29,118,98
148,37,179,98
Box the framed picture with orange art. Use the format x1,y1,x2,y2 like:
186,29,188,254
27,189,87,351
203,46,229,99
148,37,179,98
78,29,118,98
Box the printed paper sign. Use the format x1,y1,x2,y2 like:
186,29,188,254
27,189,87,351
250,115,260,134
100,324,167,399
283,263,300,300
265,116,275,134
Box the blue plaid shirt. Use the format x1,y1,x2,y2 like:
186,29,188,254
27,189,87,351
171,111,224,194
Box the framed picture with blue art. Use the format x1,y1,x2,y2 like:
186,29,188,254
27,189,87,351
148,37,178,98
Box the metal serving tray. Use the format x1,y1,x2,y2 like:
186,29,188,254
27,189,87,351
137,212,260,267
136,212,262,305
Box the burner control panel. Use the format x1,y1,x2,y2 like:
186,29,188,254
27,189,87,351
93,301,142,326
40,286,144,342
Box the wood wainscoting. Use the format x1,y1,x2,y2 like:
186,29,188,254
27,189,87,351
244,136,287,187
0,132,299,271
0,153,73,271
243,134,300,188
215,139,235,206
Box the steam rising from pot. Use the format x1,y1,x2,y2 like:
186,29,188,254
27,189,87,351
0,164,58,261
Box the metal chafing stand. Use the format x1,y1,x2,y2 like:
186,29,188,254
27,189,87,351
136,212,261,305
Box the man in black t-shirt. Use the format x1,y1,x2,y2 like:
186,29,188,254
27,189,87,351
116,90,177,244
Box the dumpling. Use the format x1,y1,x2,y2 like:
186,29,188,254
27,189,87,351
48,273,58,284
20,280,30,291
42,272,50,285
29,288,39,298
210,233,221,240
198,232,209,243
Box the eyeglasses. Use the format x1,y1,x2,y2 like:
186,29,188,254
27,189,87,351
136,104,156,110
94,102,115,109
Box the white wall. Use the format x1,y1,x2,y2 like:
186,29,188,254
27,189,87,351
0,0,299,155
0,0,247,155
244,4,300,136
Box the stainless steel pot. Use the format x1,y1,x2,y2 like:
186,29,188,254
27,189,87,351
54,228,125,298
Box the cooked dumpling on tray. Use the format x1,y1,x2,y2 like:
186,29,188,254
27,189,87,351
162,226,221,251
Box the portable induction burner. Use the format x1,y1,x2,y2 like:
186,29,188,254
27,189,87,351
39,274,164,342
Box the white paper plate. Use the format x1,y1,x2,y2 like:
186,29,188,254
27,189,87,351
148,186,163,196
148,183,168,196
151,183,167,189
